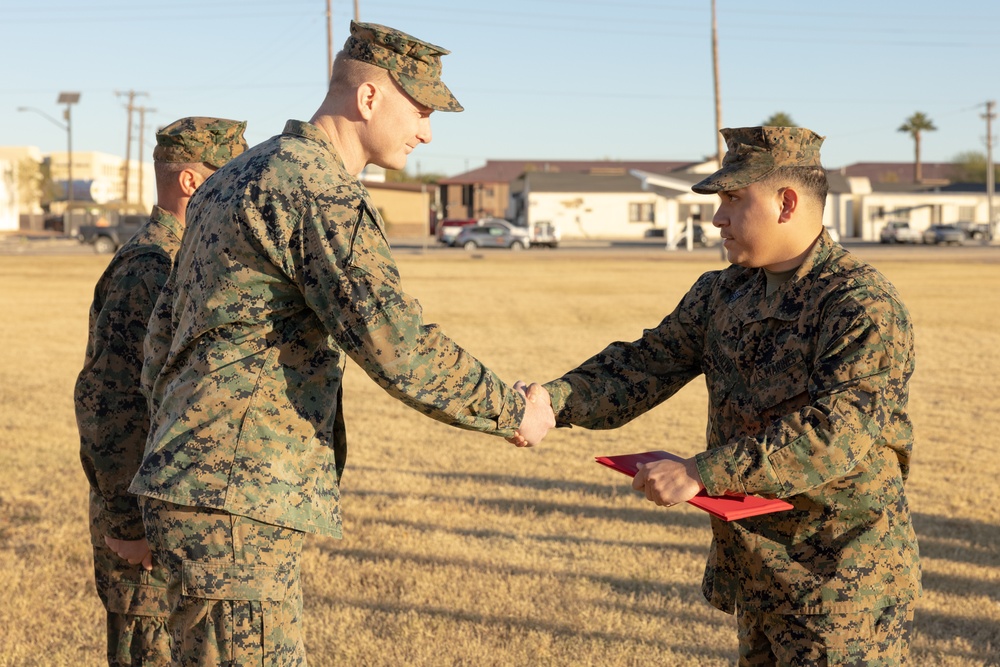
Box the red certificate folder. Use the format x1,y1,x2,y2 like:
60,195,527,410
595,450,794,522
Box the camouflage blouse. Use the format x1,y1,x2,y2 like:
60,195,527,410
131,120,525,538
546,231,920,614
76,206,183,541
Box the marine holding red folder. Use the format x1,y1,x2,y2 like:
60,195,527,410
506,127,921,664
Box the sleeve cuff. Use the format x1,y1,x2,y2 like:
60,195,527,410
542,379,573,427
695,445,745,497
495,388,526,437
95,495,147,541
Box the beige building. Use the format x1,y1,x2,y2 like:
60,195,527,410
365,181,433,236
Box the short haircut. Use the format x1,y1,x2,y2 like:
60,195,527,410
153,161,214,192
329,51,390,93
761,166,829,210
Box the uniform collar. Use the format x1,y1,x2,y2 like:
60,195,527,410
150,205,183,242
728,228,836,324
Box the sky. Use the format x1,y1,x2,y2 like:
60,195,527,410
3,0,999,178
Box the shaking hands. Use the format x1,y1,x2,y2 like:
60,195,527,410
506,381,555,447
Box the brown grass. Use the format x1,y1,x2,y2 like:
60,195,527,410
0,249,998,666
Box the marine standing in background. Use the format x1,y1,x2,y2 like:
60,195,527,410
75,117,248,666
130,21,554,665
518,127,921,665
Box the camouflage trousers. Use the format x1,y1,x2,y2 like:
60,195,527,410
737,603,914,666
90,493,172,666
140,497,307,666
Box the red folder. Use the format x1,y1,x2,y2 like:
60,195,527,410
595,450,794,522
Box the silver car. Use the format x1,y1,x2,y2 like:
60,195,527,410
452,219,531,251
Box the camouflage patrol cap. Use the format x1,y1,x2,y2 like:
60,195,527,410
343,20,463,112
152,117,248,168
692,126,825,194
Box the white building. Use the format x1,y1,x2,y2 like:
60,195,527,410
0,157,18,231
46,150,154,210
512,165,996,243
511,171,718,241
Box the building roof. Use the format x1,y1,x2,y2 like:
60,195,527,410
833,161,956,185
518,172,651,194
440,159,700,184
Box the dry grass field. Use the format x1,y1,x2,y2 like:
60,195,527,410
1,247,998,666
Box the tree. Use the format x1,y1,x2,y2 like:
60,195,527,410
762,112,796,127
15,158,42,207
950,151,1000,184
898,112,937,183
385,169,446,185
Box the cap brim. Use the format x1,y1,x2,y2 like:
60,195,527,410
691,164,776,195
393,71,463,112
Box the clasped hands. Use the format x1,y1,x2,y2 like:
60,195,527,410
506,380,555,447
505,379,703,508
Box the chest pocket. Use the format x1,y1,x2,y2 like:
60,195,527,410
345,200,390,276
749,350,811,415
704,336,740,402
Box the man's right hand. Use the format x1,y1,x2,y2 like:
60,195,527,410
104,535,154,571
507,381,555,447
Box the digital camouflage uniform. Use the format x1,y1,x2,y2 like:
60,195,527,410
75,116,247,666
544,127,920,666
130,22,524,666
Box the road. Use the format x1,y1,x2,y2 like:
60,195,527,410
3,231,998,263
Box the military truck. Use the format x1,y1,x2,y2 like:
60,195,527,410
76,213,147,254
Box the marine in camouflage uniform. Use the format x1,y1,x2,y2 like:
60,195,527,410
129,21,552,665
75,116,247,666
541,127,920,665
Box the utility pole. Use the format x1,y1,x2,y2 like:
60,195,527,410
136,105,156,210
116,90,148,204
711,0,724,166
984,100,996,241
57,93,81,204
354,0,359,21
326,0,333,81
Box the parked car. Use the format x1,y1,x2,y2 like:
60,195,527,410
954,220,989,241
879,221,922,244
452,219,531,250
922,224,965,245
435,218,477,245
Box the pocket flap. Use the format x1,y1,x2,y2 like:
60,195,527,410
181,561,291,601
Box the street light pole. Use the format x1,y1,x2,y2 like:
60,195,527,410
17,94,80,203
58,93,81,204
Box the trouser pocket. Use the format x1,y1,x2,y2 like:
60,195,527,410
177,561,300,667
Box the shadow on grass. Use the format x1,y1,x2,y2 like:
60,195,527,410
311,593,735,664
339,482,1000,663
323,544,706,601
913,512,1000,568
350,465,634,498
913,607,1000,666
311,546,732,662
350,488,711,531
349,514,710,557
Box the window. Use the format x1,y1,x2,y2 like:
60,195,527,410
629,202,654,223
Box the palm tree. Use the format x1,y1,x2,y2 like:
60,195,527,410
898,112,937,183
762,112,796,127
